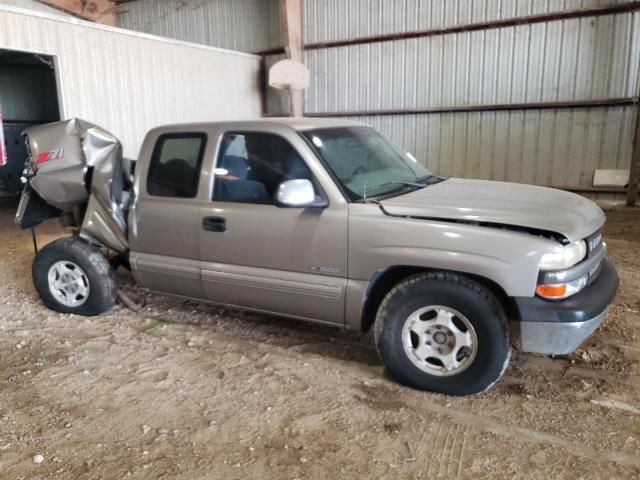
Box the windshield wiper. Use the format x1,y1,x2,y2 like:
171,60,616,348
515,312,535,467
364,180,426,197
362,175,445,201
416,174,446,184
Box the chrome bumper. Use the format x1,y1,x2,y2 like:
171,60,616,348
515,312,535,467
519,307,608,355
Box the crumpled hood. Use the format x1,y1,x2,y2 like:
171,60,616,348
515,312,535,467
380,178,605,241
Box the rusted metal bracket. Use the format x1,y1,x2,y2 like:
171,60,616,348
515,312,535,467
291,97,638,118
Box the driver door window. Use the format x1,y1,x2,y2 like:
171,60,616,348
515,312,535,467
213,132,312,204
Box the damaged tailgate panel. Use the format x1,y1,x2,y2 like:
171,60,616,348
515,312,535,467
16,118,130,254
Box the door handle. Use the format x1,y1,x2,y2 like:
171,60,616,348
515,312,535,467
202,216,226,232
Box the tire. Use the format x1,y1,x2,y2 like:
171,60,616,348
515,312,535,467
374,272,510,396
32,237,117,316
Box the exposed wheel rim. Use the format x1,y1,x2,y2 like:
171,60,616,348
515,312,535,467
47,260,90,308
401,305,478,377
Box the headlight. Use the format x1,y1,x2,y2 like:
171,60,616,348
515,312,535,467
539,240,587,270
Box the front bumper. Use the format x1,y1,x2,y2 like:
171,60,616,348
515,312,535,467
514,259,619,355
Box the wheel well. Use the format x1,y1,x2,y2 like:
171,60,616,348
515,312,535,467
360,266,518,332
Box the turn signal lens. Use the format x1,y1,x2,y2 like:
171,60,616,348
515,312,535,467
536,284,567,298
536,274,589,300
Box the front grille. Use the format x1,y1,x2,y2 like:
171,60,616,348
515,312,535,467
586,230,603,257
585,229,605,284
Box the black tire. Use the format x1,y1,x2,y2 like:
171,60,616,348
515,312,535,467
374,272,510,396
32,237,117,316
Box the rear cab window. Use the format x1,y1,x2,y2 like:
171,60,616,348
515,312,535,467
147,133,207,198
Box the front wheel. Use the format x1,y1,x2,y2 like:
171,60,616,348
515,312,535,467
374,272,510,395
32,237,117,316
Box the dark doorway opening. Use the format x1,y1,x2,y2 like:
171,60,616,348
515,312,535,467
0,49,60,195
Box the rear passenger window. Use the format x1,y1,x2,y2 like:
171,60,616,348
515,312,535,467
147,133,206,198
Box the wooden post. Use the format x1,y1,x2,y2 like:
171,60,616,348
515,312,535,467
280,0,304,117
37,0,116,25
627,101,640,206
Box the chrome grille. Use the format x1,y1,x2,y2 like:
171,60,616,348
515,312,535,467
586,230,605,284
587,230,603,256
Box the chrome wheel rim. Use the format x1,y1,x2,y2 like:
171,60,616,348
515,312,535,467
401,305,478,376
47,261,90,307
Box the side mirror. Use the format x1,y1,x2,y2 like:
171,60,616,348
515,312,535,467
276,179,319,208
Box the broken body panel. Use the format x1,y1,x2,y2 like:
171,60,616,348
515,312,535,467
16,119,129,254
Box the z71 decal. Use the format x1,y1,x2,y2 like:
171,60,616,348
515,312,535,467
36,148,64,164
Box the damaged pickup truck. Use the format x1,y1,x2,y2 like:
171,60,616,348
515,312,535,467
16,118,619,395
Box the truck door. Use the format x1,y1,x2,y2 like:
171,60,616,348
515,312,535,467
199,129,348,325
128,131,209,299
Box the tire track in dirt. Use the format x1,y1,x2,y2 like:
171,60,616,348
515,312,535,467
407,397,640,470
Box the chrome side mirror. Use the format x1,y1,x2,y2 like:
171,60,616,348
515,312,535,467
276,179,316,207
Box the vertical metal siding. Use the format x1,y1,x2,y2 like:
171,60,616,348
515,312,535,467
304,13,639,113
0,6,262,159
0,0,72,16
117,0,281,53
303,6,639,190
344,106,635,189
304,0,639,44
114,0,639,190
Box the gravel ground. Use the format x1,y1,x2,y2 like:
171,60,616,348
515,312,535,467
0,199,638,479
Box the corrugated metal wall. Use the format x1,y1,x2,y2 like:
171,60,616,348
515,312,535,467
304,13,639,112
304,0,638,43
0,0,72,16
0,5,262,159
302,3,640,189
117,0,288,116
341,106,634,186
117,0,281,52
116,0,640,190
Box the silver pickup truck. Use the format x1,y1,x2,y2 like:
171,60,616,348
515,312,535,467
16,118,618,395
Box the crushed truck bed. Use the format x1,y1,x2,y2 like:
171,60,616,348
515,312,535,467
17,118,131,253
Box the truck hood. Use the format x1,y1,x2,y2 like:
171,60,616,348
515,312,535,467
380,178,605,241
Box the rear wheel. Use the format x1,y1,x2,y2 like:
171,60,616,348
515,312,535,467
374,272,510,395
33,237,117,316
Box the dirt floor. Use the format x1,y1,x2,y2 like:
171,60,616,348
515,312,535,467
0,199,638,480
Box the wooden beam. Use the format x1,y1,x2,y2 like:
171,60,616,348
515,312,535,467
626,103,640,206
280,0,304,117
37,0,116,25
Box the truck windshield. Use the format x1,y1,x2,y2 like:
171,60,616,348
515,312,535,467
302,126,436,200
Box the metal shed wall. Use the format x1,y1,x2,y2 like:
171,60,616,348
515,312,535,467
304,13,639,112
116,0,640,190
304,0,639,43
0,0,71,16
302,3,640,190
0,5,262,159
341,106,634,186
117,0,282,53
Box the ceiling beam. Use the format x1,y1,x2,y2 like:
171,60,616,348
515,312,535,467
37,0,116,25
